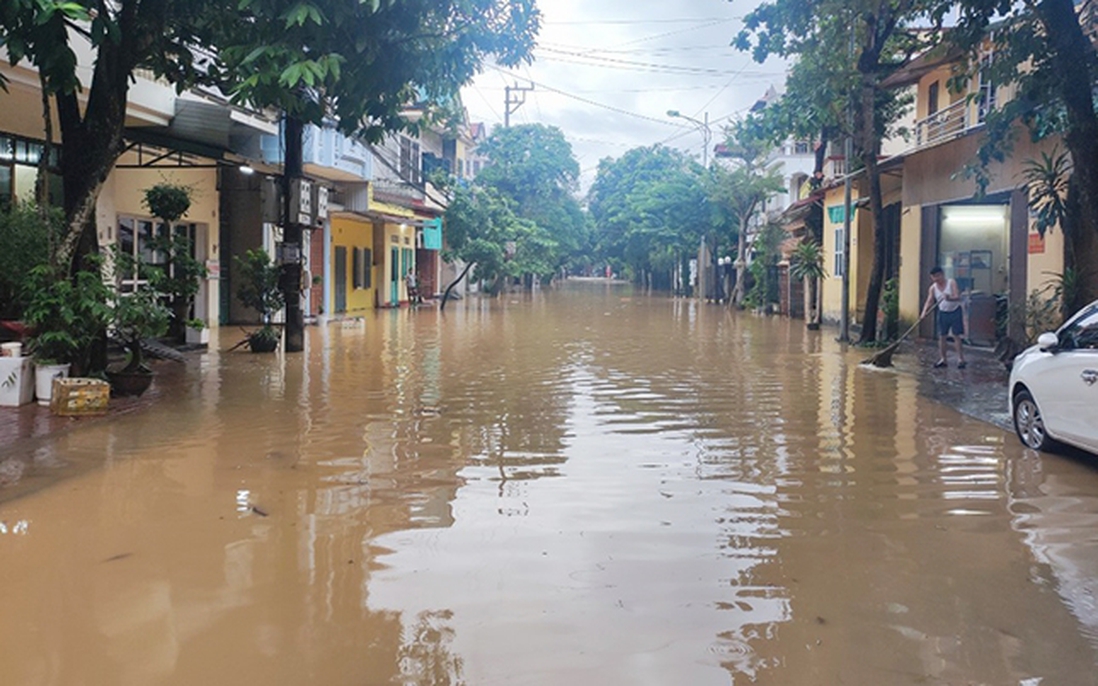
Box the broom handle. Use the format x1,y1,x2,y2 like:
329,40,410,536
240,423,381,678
899,302,937,341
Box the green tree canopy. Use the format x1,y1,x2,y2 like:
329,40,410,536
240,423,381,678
464,124,587,286
0,0,540,274
588,145,714,289
704,133,786,306
737,0,939,341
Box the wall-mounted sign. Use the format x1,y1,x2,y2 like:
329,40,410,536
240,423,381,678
316,185,329,222
205,260,221,280
1028,232,1045,254
278,244,302,264
290,178,313,225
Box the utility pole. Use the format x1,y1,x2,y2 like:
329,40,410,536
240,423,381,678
839,136,853,343
838,24,855,343
504,83,533,128
281,115,306,353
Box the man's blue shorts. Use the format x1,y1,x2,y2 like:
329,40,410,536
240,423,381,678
937,308,964,337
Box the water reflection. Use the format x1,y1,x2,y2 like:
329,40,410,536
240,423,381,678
3,284,1098,684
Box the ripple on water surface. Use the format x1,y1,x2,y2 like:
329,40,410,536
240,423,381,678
3,286,1098,685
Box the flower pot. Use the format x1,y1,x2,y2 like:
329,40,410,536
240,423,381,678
186,325,210,346
35,363,71,406
0,356,35,407
107,369,154,397
247,329,280,353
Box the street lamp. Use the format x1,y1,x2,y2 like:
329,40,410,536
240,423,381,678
667,110,711,168
669,110,716,300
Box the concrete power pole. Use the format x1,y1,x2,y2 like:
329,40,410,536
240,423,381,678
504,84,533,127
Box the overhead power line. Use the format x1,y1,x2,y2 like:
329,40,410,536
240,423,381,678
534,47,781,78
544,17,740,25
486,66,689,128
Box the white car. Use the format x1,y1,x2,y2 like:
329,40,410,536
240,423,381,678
1010,299,1098,454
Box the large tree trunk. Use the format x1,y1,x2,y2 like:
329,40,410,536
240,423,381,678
51,0,152,276
1038,0,1098,309
855,29,889,344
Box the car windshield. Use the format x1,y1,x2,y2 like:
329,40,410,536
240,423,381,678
1059,302,1098,350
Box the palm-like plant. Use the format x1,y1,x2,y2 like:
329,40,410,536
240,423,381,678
790,239,826,329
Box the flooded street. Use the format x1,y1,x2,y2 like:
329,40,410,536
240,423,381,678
5,283,1098,685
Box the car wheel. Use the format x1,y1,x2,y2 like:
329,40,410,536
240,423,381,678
1013,389,1054,451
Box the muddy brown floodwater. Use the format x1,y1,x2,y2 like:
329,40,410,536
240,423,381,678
4,283,1098,685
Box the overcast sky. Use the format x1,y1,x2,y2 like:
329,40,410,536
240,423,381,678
461,0,788,192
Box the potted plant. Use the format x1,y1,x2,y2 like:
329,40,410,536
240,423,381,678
106,260,172,396
185,318,209,346
142,182,207,342
0,203,60,406
22,263,112,405
234,248,285,353
790,240,826,331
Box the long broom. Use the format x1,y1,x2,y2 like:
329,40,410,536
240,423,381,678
862,303,937,368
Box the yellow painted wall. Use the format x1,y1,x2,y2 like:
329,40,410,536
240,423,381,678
915,65,961,121
850,199,875,325
899,205,923,323
1026,218,1065,295
331,214,376,315
821,185,849,323
97,166,221,327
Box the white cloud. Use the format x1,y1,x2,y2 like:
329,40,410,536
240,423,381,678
463,0,788,191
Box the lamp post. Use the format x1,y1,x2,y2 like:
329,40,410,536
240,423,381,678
668,110,716,299
667,110,711,168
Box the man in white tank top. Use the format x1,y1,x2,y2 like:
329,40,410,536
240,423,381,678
921,265,967,369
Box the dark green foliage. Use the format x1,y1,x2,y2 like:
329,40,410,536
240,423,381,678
881,277,899,340
444,124,586,289
109,250,171,372
744,223,785,310
234,249,284,322
22,259,111,370
1,0,539,272
234,248,284,349
0,202,62,318
789,240,826,283
588,145,714,289
142,183,192,224
1021,146,1071,239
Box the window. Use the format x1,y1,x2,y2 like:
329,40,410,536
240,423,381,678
1059,304,1098,350
116,217,202,292
399,136,421,184
352,247,362,289
794,140,811,155
977,53,997,123
0,133,62,208
927,81,940,116
361,248,372,289
833,227,845,276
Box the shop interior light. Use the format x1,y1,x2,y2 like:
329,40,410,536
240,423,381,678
940,206,1008,225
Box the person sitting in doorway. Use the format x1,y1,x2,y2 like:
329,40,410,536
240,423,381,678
922,266,967,369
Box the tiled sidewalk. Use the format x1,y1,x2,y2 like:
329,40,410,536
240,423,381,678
887,337,1013,431
0,359,187,457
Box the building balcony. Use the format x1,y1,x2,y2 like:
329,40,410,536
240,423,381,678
914,99,985,150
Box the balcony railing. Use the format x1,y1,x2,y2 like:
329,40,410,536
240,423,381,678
915,99,980,149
